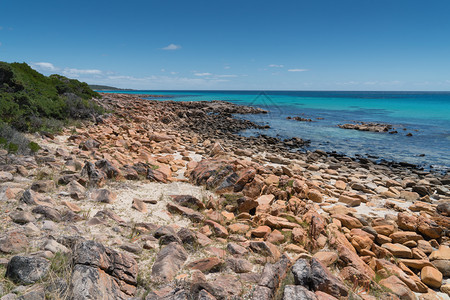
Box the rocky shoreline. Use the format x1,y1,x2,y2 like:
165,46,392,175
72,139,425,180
0,93,449,300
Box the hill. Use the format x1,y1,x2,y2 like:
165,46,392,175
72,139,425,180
0,61,102,132
89,84,131,91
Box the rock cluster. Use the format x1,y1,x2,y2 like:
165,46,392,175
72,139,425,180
0,93,448,299
338,121,418,136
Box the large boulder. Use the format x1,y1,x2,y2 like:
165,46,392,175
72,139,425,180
70,240,138,299
6,256,50,284
309,258,348,298
379,275,415,300
291,259,311,287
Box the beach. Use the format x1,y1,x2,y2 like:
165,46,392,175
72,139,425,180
0,92,449,299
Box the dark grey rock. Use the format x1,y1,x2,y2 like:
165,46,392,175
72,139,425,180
291,258,311,288
412,185,429,196
20,189,41,205
172,195,204,210
6,256,50,284
80,161,106,187
70,240,138,299
32,205,62,222
310,258,348,298
95,159,121,179
159,234,182,246
154,226,177,238
154,226,182,245
177,228,197,247
258,254,291,291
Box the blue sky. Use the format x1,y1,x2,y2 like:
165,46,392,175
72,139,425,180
1,0,450,90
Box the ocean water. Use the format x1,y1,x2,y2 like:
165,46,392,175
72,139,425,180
102,90,450,171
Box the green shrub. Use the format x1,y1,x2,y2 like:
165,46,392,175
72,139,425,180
0,122,39,154
7,142,19,153
0,61,102,133
29,141,41,152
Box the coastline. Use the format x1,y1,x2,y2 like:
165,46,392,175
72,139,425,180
101,90,450,172
0,92,449,299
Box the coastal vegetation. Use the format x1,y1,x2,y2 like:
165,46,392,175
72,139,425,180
0,61,102,132
0,61,103,153
88,84,129,91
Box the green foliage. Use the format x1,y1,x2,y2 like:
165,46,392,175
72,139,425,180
0,121,39,154
0,61,103,132
29,141,41,152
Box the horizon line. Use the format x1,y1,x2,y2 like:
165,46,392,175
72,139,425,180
95,89,450,93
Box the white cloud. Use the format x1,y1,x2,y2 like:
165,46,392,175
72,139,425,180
342,81,359,85
28,61,233,89
101,74,230,89
162,43,181,50
194,72,213,76
62,68,102,77
31,62,57,72
288,69,308,72
269,64,284,68
224,66,231,69
215,74,238,78
31,62,104,79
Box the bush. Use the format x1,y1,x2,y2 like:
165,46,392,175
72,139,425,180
29,141,41,153
0,61,103,133
0,122,40,154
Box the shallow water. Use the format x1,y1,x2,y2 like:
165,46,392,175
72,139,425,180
101,90,450,171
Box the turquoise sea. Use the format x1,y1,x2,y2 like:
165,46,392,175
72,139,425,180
101,91,450,172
